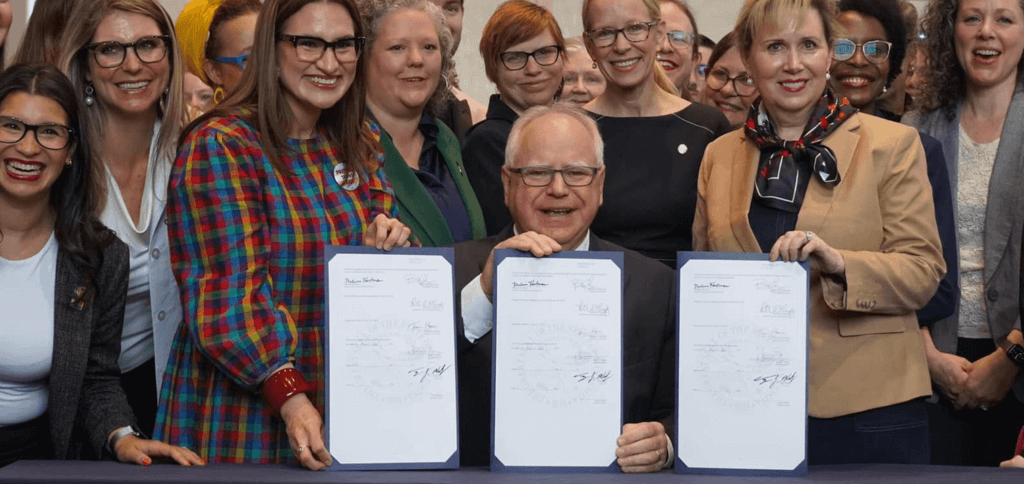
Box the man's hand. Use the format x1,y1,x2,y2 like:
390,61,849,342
479,231,561,300
363,214,412,250
615,421,668,473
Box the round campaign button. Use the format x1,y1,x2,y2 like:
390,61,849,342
333,163,360,190
677,144,688,155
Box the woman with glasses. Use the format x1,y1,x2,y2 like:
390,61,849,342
694,0,944,464
656,0,700,100
202,0,261,104
701,31,758,129
582,0,729,266
907,0,1024,467
361,0,485,247
154,0,411,468
57,0,189,440
462,0,565,236
0,63,204,470
831,0,959,399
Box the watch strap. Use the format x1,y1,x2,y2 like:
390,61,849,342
107,425,142,454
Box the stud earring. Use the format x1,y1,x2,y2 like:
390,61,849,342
825,72,831,80
84,83,95,106
882,85,888,94
592,61,597,69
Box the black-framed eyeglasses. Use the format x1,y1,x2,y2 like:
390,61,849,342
666,30,694,49
832,39,892,63
499,45,562,71
507,165,601,187
277,34,366,63
213,52,249,70
587,21,659,48
85,35,171,68
705,68,757,96
0,116,74,150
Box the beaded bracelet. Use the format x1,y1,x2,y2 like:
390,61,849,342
262,368,315,413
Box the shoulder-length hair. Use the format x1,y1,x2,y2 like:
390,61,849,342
480,0,566,86
13,0,80,66
188,0,377,176
0,64,113,299
919,0,1024,117
57,0,188,208
360,0,454,118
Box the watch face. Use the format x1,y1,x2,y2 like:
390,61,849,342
1008,344,1024,366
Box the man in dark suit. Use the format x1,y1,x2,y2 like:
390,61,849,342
454,103,676,473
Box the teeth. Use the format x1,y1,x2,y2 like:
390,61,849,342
7,161,43,174
782,81,804,88
310,76,337,85
611,59,639,68
976,50,999,56
544,209,571,215
658,60,676,69
117,81,148,91
715,102,741,112
841,77,870,85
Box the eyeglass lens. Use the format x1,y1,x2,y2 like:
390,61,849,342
500,46,561,70
0,117,72,150
90,36,169,68
589,22,655,47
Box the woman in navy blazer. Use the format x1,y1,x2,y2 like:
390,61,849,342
0,65,201,468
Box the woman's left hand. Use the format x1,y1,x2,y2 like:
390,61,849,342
363,214,412,250
770,230,845,275
113,435,205,466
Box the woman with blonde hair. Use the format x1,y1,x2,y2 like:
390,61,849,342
57,0,189,439
582,0,729,266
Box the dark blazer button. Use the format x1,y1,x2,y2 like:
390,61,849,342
988,288,999,301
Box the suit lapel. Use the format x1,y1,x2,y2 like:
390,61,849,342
729,137,765,252
983,88,1024,281
49,249,91,459
590,234,631,288
798,114,862,234
437,122,487,239
378,125,453,247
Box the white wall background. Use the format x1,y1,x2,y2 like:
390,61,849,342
8,0,932,104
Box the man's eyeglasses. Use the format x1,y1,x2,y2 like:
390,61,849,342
832,39,892,63
507,165,601,187
213,52,249,70
0,116,74,150
666,31,694,49
278,34,366,63
85,35,171,69
705,69,757,96
587,21,659,48
500,45,562,71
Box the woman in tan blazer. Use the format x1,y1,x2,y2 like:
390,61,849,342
693,0,944,465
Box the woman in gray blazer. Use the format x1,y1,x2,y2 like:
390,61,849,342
0,65,201,468
907,0,1024,467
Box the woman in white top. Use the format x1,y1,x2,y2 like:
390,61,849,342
58,0,189,437
0,64,201,468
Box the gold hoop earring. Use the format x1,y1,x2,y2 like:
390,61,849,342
214,87,226,104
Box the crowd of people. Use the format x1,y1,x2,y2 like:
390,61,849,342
1,0,1024,473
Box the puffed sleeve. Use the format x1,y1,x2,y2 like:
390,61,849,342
821,126,946,314
167,123,298,391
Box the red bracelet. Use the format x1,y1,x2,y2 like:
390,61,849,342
262,368,315,413
1015,425,1024,456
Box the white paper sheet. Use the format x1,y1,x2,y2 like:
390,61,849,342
326,249,457,466
677,258,808,471
493,252,622,469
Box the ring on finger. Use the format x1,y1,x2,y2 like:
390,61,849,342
806,231,813,242
296,445,307,453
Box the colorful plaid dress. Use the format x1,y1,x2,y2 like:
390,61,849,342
154,113,396,462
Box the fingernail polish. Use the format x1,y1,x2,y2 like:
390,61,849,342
143,458,151,466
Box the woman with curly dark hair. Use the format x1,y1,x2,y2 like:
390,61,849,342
906,0,1024,467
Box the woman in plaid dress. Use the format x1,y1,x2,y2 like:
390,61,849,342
154,0,411,469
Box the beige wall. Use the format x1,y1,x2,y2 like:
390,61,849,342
6,0,933,104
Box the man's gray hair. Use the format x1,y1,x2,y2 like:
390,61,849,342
504,102,605,167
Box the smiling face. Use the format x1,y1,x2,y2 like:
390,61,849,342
745,9,832,126
704,47,758,129
830,11,890,112
0,92,72,207
503,113,604,250
585,0,663,92
657,1,695,93
277,2,359,133
494,31,563,114
87,11,171,120
366,8,442,118
563,47,607,105
427,0,463,54
208,12,258,92
954,0,1024,91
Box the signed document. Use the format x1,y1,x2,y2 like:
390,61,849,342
491,250,623,472
676,252,808,477
324,246,458,470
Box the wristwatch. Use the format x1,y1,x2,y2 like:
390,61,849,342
1003,341,1024,368
107,425,143,454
